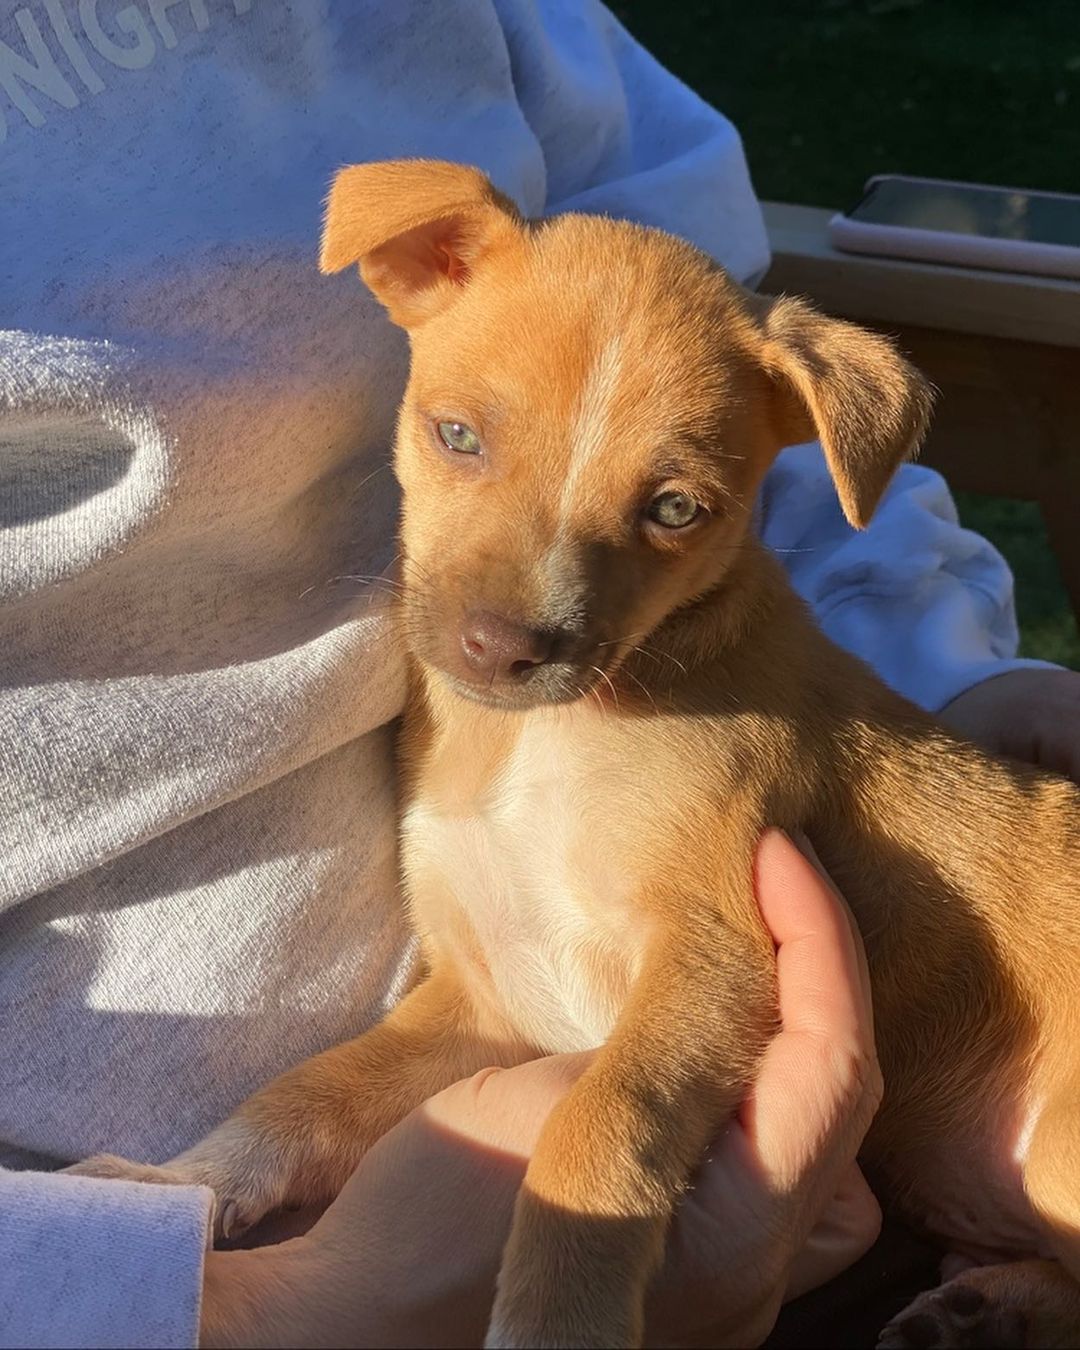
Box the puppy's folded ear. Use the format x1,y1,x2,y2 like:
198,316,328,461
752,294,934,528
319,159,523,326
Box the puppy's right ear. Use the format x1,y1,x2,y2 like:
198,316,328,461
319,159,523,326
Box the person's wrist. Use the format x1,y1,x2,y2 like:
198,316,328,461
199,1238,312,1349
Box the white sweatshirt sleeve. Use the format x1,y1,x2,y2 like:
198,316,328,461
497,1,1058,711
493,0,771,283
759,444,1057,711
0,1170,213,1350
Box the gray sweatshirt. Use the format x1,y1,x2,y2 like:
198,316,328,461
0,1,1043,1345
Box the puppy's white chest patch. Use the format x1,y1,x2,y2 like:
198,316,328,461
402,724,647,1054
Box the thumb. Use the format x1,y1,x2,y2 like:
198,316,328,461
783,1162,882,1302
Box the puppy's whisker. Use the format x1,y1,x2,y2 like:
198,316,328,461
582,682,607,719
332,573,406,592
634,643,687,677
299,573,405,602
622,667,660,716
596,632,647,651
625,645,663,671
353,460,393,495
591,665,621,714
401,555,438,587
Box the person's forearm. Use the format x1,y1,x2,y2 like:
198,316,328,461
200,1244,304,1350
200,1236,393,1350
496,0,770,285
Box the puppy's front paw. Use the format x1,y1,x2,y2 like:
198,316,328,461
65,1153,194,1187
63,1152,268,1244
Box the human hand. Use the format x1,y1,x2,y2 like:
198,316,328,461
648,828,883,1346
940,667,1080,784
200,829,882,1349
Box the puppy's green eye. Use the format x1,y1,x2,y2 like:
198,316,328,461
437,421,482,455
647,490,702,529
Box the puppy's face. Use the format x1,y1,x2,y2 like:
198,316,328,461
322,161,931,711
395,222,775,708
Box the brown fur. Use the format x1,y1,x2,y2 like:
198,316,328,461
73,162,1080,1349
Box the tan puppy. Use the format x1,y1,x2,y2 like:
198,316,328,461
73,161,1080,1350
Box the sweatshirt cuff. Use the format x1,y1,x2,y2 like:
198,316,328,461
0,1169,213,1350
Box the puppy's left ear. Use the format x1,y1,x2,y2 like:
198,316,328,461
753,294,934,528
320,158,523,327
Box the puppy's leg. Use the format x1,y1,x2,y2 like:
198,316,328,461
1024,1083,1080,1287
878,1261,1080,1349
71,966,528,1240
487,930,775,1350
880,1084,1080,1349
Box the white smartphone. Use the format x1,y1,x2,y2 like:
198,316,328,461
828,174,1080,280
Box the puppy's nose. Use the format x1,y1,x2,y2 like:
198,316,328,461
460,611,554,682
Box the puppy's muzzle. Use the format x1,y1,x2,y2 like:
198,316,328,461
458,609,556,685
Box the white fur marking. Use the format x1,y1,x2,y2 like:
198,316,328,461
558,334,625,524
536,336,626,614
403,721,645,1054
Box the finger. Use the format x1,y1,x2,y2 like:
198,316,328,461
744,831,881,1185
1015,726,1080,785
788,830,874,1019
783,1162,882,1301
744,1027,880,1198
754,829,874,1046
422,1051,591,1159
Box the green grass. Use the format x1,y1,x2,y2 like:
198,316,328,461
956,495,1080,667
610,0,1080,209
611,0,1080,668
